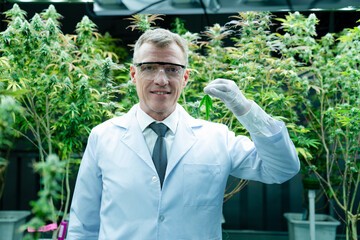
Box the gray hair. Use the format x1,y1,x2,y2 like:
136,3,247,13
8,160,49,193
133,28,189,65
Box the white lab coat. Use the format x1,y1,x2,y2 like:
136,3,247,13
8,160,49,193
68,104,299,240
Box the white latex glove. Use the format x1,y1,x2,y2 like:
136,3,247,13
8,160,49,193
204,79,252,116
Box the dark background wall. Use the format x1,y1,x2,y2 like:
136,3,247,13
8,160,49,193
1,1,359,234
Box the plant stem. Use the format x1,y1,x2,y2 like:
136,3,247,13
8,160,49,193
181,90,188,112
350,216,357,240
45,95,52,155
61,158,71,224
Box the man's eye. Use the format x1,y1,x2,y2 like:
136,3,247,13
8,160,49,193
143,65,154,71
165,66,179,73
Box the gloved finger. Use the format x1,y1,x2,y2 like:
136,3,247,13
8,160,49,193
209,78,233,85
204,84,230,96
205,79,232,87
204,79,237,92
206,83,232,92
205,87,232,102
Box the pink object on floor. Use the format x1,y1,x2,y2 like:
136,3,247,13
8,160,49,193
27,223,58,232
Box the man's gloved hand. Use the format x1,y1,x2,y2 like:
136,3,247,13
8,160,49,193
204,78,252,116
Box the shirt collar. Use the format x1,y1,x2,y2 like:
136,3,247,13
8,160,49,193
136,105,178,134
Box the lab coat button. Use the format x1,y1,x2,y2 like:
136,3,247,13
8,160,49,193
152,176,158,182
159,215,165,222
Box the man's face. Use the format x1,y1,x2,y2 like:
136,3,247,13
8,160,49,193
130,42,189,121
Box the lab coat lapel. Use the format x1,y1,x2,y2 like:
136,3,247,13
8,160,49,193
111,104,202,178
166,105,199,176
111,105,155,172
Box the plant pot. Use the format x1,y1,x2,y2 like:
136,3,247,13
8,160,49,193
0,210,30,240
284,212,340,240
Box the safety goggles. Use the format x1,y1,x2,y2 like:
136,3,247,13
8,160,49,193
134,62,186,79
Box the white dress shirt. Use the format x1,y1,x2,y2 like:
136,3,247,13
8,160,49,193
136,106,178,157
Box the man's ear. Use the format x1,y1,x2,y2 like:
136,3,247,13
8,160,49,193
182,69,190,88
130,65,136,84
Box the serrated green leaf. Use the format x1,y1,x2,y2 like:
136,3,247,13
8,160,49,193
199,94,213,120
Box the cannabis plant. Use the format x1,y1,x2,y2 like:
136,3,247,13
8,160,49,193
276,12,360,240
0,4,123,239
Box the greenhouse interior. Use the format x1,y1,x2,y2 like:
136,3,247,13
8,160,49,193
0,0,359,239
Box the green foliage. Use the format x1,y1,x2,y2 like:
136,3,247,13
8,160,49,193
0,4,123,158
199,94,213,120
21,154,65,240
40,4,63,25
0,54,23,200
0,4,127,239
276,12,360,239
0,95,22,148
126,14,164,32
0,94,22,199
3,3,26,20
171,17,187,35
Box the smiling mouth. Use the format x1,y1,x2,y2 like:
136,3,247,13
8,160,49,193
151,91,170,95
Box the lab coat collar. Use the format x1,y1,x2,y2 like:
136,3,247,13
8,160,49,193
109,103,201,180
110,103,203,129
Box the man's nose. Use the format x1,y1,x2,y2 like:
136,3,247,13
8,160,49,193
154,69,169,85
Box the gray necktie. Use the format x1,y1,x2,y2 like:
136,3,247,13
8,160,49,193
149,122,168,188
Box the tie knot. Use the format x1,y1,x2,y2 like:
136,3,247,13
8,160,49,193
149,122,168,137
